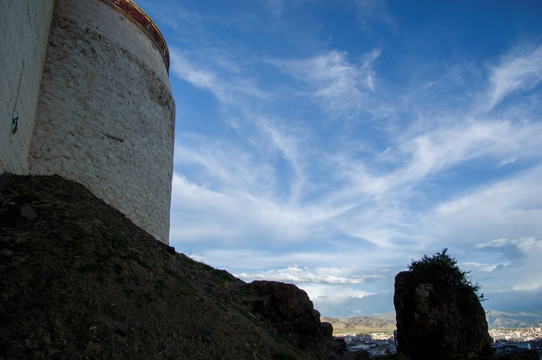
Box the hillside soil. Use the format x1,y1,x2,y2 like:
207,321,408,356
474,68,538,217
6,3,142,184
0,175,345,360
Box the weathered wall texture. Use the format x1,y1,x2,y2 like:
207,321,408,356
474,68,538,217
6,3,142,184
28,0,175,243
0,0,56,174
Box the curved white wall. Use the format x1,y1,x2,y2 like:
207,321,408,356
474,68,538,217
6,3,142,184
28,0,175,243
0,0,56,174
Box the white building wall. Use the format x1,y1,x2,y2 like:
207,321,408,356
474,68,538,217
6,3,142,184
0,0,56,174
28,0,175,243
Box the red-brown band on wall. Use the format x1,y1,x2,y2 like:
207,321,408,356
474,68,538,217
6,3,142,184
99,0,170,72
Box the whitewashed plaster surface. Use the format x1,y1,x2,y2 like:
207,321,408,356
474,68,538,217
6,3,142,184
27,0,175,243
0,0,56,174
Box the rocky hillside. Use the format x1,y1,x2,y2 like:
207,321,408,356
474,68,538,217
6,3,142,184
0,175,345,360
486,311,542,329
321,315,396,335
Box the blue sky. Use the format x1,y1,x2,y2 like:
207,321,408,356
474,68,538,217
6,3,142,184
139,0,542,317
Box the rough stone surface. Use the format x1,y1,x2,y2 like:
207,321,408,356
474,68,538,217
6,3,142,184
249,281,323,346
394,271,494,360
0,0,56,174
320,321,334,338
28,0,175,243
249,280,345,359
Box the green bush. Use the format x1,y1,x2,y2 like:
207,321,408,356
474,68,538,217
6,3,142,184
408,248,484,301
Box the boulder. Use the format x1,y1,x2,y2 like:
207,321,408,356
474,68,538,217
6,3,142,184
249,280,323,349
319,321,334,338
394,271,494,360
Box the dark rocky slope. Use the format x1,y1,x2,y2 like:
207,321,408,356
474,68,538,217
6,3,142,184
0,175,344,360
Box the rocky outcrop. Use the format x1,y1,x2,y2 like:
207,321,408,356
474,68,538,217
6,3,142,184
248,280,346,359
394,270,494,360
249,281,329,347
249,281,348,360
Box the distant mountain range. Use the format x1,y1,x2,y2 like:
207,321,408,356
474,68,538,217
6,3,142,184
486,310,542,328
323,310,542,334
322,313,396,334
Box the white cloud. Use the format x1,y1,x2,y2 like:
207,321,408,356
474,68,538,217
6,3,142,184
476,237,539,251
173,138,276,195
362,49,381,91
170,50,219,92
170,170,351,246
472,237,542,292
316,116,542,250
431,167,542,234
486,45,542,110
169,49,268,105
271,49,381,118
461,261,505,273
299,283,387,316
170,42,542,260
512,276,542,292
394,119,542,187
170,173,228,209
258,119,304,171
302,283,375,302
236,265,384,284
421,174,542,297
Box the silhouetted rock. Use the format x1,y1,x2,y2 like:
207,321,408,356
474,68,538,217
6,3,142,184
248,280,347,359
320,321,334,338
249,280,323,347
394,270,494,360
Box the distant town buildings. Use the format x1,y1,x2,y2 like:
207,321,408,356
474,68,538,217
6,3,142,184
335,332,396,358
490,328,542,358
335,328,542,359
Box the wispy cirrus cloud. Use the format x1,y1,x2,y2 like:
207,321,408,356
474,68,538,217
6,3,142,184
170,168,353,247
485,44,542,111
392,119,542,185
335,114,542,199
317,116,542,250
173,135,276,194
171,40,542,256
170,50,218,91
166,9,542,313
356,0,396,32
429,166,542,239
170,173,313,245
271,49,381,118
169,49,268,105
